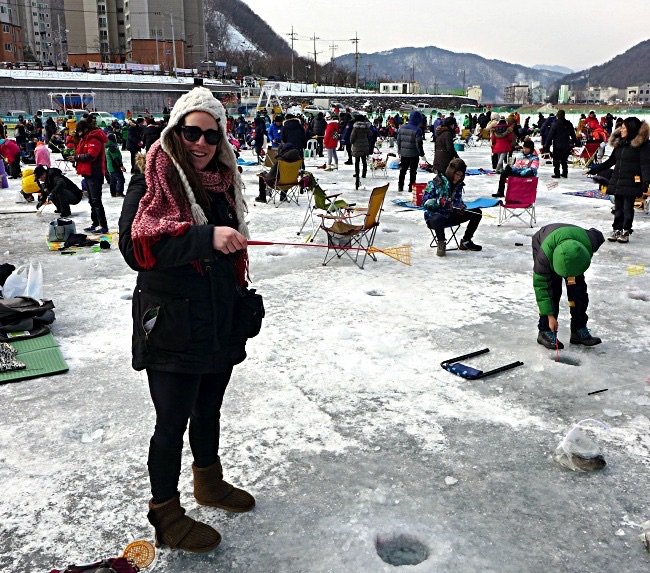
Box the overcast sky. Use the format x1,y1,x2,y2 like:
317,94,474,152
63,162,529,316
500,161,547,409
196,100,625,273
241,0,650,72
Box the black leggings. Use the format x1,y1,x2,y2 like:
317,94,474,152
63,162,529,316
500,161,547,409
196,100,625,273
354,156,367,178
147,368,232,504
612,195,636,231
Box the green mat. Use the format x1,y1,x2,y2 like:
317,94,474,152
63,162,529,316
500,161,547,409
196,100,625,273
0,332,68,384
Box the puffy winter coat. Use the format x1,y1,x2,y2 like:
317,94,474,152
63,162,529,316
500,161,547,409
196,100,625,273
323,120,339,150
75,128,108,177
312,114,327,137
105,139,124,173
281,118,307,150
432,126,458,173
589,121,650,198
532,224,604,316
0,139,21,163
491,122,514,154
422,172,465,229
350,120,372,157
118,174,247,372
396,113,424,158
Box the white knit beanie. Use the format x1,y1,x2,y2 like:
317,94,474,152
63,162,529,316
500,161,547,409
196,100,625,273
159,87,249,238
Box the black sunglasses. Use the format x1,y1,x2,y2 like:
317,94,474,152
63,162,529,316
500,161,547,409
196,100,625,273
179,125,221,145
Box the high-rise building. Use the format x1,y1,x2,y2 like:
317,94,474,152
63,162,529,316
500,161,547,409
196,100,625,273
14,0,55,64
0,1,23,63
64,0,204,69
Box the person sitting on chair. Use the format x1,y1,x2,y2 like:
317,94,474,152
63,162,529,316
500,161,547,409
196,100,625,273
255,143,302,203
34,165,82,217
532,223,604,349
492,139,539,197
422,158,483,257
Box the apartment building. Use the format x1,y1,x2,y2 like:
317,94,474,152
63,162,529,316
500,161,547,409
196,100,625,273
64,0,204,69
0,1,23,63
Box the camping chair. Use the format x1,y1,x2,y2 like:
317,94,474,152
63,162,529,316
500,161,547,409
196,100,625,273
263,147,278,168
369,151,388,178
429,224,462,251
267,159,303,207
305,138,318,159
569,143,600,168
297,184,353,241
498,176,538,227
318,184,388,269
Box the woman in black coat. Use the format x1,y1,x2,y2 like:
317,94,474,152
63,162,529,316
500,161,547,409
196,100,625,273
589,117,650,243
118,88,256,553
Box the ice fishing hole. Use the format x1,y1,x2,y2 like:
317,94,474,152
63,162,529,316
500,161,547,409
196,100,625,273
381,227,399,233
375,534,429,566
628,292,649,302
551,355,581,366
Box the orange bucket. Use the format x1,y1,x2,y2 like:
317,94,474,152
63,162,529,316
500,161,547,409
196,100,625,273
412,183,426,206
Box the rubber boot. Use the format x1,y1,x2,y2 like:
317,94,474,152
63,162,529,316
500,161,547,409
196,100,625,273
193,460,255,513
147,495,221,552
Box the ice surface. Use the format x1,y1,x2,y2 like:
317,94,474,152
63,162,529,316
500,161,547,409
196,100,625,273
2,125,650,571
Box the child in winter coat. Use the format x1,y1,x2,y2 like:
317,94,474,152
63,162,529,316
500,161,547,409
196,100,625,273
34,141,51,167
532,224,604,349
492,139,539,197
490,118,514,172
423,158,483,257
105,133,126,197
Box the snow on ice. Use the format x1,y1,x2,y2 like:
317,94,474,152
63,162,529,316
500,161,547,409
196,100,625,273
1,118,650,572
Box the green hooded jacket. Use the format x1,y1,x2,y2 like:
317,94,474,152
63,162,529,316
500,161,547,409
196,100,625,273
532,224,604,316
105,139,123,173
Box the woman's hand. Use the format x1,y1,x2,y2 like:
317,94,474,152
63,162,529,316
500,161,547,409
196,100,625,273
212,226,247,254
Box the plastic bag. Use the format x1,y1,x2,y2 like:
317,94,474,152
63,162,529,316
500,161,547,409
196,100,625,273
2,261,44,300
555,418,608,472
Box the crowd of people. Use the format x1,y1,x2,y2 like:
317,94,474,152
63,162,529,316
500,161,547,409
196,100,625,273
0,87,648,555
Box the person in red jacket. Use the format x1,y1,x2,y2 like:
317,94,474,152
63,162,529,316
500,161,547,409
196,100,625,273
75,119,109,233
0,138,22,178
490,117,514,173
323,114,340,169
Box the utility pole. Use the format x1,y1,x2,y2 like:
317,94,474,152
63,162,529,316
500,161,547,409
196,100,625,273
329,42,338,85
366,63,373,89
311,33,320,84
286,26,297,81
350,32,359,92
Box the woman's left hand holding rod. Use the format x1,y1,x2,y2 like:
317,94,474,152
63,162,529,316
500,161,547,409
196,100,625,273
212,226,248,254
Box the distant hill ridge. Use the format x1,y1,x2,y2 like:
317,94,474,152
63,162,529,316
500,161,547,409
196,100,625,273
334,45,563,102
553,39,650,89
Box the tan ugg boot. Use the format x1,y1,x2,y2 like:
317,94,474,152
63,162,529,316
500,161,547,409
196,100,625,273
193,460,255,513
147,495,221,552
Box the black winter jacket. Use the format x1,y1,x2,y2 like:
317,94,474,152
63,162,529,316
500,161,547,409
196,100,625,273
590,121,650,198
350,121,372,157
281,118,307,150
118,174,246,373
545,118,579,153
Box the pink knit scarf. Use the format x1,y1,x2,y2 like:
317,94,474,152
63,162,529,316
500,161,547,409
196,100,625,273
131,140,247,284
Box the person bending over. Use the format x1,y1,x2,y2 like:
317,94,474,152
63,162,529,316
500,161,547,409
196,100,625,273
532,223,604,349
